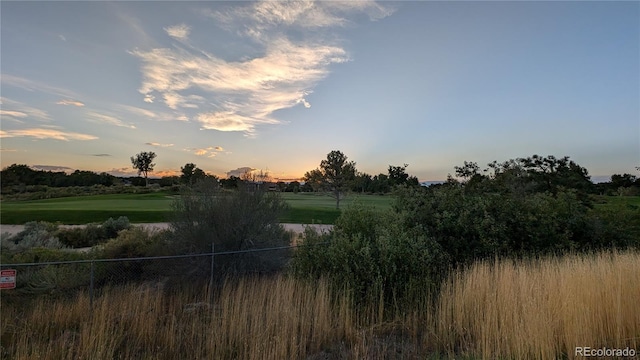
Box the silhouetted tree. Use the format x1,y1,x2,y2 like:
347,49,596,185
130,151,156,186
304,150,357,209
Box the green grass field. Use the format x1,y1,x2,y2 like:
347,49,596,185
2,191,636,226
0,191,393,225
280,192,392,224
592,194,640,207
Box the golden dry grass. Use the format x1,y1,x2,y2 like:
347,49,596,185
436,251,640,359
1,250,638,359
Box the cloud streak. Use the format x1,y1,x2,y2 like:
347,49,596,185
0,128,97,141
210,1,394,36
56,99,85,107
146,142,174,147
184,146,225,157
87,112,137,129
32,165,75,172
164,24,191,40
0,97,51,121
130,1,392,136
117,104,187,122
227,167,256,178
132,38,347,135
1,74,80,98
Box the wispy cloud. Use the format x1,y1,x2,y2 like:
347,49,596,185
164,24,191,40
119,105,160,119
91,154,112,157
87,112,136,129
0,148,19,152
130,1,393,136
146,142,174,147
184,146,225,157
113,5,157,49
1,74,80,98
0,128,97,141
32,165,75,172
59,34,67,41
56,99,85,107
162,92,202,110
106,167,177,178
209,1,394,39
132,37,347,135
106,167,139,177
118,104,189,122
227,166,256,178
154,169,181,177
0,97,51,121
0,110,27,123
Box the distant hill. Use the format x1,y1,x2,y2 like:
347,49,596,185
421,181,445,187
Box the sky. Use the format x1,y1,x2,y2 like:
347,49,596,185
1,1,638,182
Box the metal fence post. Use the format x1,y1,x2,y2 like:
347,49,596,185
209,242,214,291
90,261,95,310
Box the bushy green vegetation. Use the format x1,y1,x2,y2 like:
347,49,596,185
291,203,449,306
55,217,132,248
1,164,117,189
1,221,65,253
291,155,640,307
169,181,292,275
0,219,167,296
2,217,131,259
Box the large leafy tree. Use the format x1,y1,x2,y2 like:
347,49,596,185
304,150,357,209
453,155,594,202
388,163,420,187
181,163,208,185
130,151,157,186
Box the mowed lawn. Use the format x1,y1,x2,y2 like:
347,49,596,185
280,192,392,224
0,192,175,224
0,191,393,225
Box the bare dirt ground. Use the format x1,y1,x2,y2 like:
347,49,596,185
0,223,333,237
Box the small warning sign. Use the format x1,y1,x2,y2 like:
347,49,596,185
0,269,16,289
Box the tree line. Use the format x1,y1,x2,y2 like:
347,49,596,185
2,150,638,199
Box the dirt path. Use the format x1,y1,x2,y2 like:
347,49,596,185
0,223,333,237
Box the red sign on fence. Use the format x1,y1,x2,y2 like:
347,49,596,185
0,269,16,289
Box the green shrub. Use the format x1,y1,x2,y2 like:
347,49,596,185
2,248,92,294
2,221,65,252
56,217,131,248
589,203,640,249
393,185,638,265
56,227,89,248
102,216,131,239
8,247,88,264
93,227,173,285
56,225,105,248
98,227,168,259
10,249,93,296
170,181,291,276
291,203,449,306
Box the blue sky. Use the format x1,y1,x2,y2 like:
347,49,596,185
1,1,638,182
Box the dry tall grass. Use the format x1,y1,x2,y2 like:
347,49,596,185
436,251,640,359
1,251,638,359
